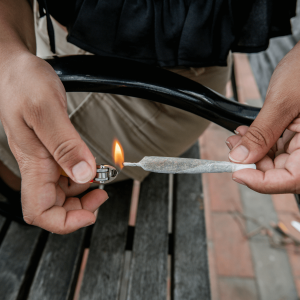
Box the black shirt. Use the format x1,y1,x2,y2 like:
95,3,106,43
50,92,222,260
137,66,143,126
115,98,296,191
39,0,296,67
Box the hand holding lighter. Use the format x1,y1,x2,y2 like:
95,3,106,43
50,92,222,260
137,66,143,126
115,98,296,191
93,165,119,183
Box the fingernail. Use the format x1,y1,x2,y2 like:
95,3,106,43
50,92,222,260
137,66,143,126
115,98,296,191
229,145,249,162
72,161,93,183
85,222,94,227
233,178,246,185
234,130,240,135
225,141,232,150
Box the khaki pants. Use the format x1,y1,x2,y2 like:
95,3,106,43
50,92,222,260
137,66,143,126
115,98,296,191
0,16,232,182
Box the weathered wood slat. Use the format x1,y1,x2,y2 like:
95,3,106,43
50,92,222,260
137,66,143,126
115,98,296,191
126,173,169,300
27,228,86,300
172,143,211,300
0,222,46,300
79,180,133,300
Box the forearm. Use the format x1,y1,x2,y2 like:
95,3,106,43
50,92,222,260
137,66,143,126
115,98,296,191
0,0,36,58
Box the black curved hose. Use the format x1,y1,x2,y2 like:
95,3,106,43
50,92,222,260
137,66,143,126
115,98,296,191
46,55,260,132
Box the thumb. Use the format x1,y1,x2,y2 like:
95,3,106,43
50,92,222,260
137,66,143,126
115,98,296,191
228,101,296,164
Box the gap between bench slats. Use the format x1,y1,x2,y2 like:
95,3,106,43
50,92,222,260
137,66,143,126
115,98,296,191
27,227,87,300
79,180,133,300
0,222,47,300
0,215,9,247
0,215,6,232
172,143,211,300
126,172,169,300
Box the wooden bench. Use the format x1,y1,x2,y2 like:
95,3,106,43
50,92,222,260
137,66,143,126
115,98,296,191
0,143,211,300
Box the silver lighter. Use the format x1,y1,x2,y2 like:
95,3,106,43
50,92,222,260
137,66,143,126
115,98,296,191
91,164,119,184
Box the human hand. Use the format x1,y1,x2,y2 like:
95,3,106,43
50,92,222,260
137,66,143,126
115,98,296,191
0,52,108,234
227,125,300,193
226,41,300,194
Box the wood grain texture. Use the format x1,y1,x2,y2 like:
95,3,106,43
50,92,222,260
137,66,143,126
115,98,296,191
172,143,211,300
126,172,169,300
27,228,86,300
0,222,45,300
79,180,133,300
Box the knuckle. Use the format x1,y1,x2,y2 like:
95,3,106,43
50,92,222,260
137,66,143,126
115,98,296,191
22,210,37,225
53,138,79,165
22,203,38,226
56,229,69,235
244,125,274,148
23,216,34,225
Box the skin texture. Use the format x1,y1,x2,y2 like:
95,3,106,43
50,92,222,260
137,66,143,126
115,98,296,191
0,0,108,234
227,40,300,194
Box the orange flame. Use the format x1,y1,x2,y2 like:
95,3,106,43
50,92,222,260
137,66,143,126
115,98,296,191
113,139,124,169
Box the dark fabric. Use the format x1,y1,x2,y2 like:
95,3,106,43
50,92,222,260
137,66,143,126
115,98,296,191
37,0,297,67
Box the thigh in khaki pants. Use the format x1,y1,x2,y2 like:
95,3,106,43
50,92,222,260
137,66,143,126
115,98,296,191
0,17,232,182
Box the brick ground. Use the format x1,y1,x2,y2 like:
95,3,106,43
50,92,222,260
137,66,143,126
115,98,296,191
212,213,254,277
200,125,242,212
200,124,256,300
218,277,258,300
272,194,299,214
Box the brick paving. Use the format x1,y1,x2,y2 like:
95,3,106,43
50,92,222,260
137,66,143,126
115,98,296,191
200,54,300,300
